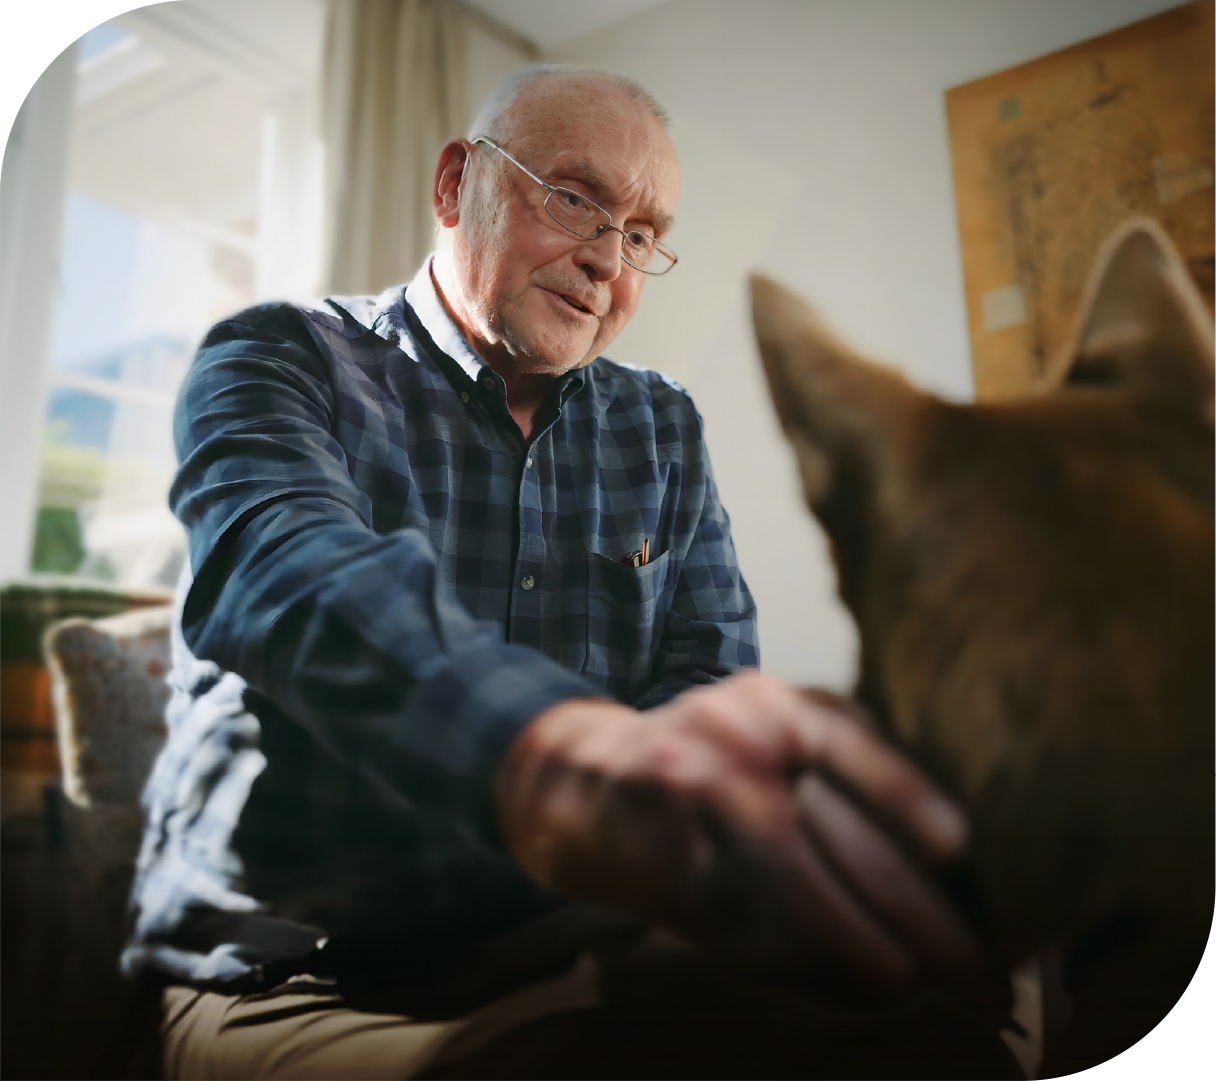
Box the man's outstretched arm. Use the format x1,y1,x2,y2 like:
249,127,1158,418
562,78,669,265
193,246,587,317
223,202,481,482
173,307,594,846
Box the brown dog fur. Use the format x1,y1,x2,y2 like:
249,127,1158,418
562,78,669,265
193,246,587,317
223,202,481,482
751,220,1214,1074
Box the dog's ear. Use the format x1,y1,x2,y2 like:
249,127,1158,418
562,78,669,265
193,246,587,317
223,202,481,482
1057,219,1214,421
750,274,923,513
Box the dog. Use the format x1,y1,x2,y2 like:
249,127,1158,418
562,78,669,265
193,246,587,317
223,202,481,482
751,219,1214,1075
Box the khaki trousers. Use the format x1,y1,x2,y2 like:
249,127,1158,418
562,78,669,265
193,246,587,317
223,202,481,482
158,937,1022,1080
161,954,602,1080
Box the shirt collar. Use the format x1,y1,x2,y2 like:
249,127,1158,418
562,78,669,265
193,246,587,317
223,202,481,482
330,257,590,411
404,257,487,384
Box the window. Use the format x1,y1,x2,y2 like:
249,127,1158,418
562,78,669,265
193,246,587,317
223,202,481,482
32,2,323,588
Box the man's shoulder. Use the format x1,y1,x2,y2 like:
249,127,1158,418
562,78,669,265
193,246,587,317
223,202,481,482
589,357,698,416
583,358,707,463
204,292,392,350
190,290,424,408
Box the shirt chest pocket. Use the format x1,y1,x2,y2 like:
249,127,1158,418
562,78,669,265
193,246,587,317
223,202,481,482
581,549,673,704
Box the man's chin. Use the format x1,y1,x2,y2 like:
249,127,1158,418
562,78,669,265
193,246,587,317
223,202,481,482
507,329,599,375
504,295,606,372
524,351,597,377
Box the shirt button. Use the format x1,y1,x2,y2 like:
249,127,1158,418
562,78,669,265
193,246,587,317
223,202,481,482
481,376,495,391
521,575,535,591
459,391,469,403
526,457,533,469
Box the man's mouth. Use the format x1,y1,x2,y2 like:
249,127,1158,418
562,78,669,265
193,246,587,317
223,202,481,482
548,289,596,316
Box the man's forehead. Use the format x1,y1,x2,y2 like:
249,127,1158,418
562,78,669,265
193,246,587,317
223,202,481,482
507,78,680,226
508,73,643,128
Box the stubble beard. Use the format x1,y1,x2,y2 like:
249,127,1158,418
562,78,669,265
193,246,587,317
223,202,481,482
460,174,598,377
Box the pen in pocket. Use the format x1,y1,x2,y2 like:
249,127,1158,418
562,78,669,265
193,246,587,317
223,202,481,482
621,538,650,568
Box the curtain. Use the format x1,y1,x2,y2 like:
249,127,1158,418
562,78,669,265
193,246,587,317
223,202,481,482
322,0,472,296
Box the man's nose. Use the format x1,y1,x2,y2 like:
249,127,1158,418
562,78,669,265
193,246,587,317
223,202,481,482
573,227,625,283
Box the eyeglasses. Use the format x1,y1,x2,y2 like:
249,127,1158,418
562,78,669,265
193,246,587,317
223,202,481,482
471,136,677,276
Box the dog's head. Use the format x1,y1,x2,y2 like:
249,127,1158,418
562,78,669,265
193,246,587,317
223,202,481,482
751,221,1214,964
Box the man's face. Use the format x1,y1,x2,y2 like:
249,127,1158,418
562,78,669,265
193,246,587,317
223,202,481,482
449,79,681,376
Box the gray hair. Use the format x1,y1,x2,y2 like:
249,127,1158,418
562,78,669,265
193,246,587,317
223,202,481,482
466,64,670,142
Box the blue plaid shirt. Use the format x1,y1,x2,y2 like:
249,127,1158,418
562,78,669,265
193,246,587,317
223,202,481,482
123,262,758,985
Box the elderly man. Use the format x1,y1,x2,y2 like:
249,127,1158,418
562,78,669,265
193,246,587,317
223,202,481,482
127,67,1001,1078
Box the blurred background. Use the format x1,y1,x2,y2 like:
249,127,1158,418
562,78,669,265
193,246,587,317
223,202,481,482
0,3,1211,1077
3,0,1204,687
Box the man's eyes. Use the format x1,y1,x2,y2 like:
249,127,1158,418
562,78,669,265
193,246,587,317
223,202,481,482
553,185,657,243
559,190,592,211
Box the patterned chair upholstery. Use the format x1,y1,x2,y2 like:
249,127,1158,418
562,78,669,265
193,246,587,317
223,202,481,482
46,605,173,809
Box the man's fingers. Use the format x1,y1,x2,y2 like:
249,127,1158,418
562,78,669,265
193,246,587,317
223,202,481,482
798,687,878,731
795,773,978,971
795,773,1012,1018
769,825,919,995
664,671,813,767
790,696,968,859
674,765,923,996
699,672,967,862
683,776,919,995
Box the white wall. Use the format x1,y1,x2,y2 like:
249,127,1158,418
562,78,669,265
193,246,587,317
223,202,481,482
548,0,1184,689
465,17,536,129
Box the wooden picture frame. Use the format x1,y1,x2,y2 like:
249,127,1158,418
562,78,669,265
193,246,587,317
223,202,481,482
947,1,1214,399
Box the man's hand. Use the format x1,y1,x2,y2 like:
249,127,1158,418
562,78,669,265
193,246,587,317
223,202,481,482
495,671,1004,1007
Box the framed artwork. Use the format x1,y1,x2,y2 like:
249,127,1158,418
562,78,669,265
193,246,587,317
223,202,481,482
947,1,1214,399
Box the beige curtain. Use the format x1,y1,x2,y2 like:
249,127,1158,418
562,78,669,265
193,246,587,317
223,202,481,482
322,0,471,296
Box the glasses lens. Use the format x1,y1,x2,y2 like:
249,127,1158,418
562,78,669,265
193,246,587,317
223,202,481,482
623,235,677,275
621,230,653,268
544,185,677,275
545,188,608,239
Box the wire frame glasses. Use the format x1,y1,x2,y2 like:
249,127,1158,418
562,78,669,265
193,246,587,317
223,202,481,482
472,137,677,275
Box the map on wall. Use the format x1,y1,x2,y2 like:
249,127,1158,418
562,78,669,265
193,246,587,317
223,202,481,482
946,1,1214,400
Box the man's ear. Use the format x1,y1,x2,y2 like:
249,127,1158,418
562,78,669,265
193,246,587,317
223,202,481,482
433,140,472,228
750,274,923,513
1055,218,1215,421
